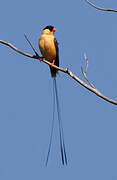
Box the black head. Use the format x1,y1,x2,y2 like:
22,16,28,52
43,25,55,32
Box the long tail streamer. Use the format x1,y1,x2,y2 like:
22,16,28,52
45,78,56,166
46,77,67,165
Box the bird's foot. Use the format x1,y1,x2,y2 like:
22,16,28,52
50,60,55,67
39,57,43,61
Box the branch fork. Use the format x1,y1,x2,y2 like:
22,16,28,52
0,33,117,105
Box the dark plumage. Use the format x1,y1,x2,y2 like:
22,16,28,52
43,25,54,32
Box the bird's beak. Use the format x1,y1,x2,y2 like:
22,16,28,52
53,27,56,32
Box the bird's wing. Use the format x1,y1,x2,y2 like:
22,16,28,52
54,38,59,67
50,37,59,77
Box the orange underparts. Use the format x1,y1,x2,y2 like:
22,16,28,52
50,60,55,67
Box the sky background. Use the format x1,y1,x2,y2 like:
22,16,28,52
0,0,117,179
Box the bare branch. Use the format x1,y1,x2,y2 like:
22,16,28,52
24,34,40,57
0,39,68,72
84,53,89,73
81,53,96,88
85,0,117,12
0,39,117,105
0,40,36,59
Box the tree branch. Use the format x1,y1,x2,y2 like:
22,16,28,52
85,0,117,12
81,53,95,88
0,39,117,105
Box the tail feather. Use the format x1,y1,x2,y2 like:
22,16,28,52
50,66,58,77
45,78,67,165
54,78,67,165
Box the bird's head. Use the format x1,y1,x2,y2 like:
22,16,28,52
42,25,56,35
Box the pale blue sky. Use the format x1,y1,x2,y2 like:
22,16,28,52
0,0,117,179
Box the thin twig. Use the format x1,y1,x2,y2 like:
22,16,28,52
0,39,117,105
84,53,88,73
85,0,117,12
81,53,96,88
24,34,40,57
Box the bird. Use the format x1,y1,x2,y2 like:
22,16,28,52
39,25,59,77
39,25,67,165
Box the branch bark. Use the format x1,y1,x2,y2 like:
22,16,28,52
85,0,117,12
0,39,117,105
